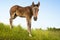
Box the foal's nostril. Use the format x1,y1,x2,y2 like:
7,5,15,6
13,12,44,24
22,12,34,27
34,17,37,21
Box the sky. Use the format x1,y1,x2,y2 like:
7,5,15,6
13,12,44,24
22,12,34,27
0,0,60,29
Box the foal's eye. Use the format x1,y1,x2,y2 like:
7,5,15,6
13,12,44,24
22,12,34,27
38,9,39,11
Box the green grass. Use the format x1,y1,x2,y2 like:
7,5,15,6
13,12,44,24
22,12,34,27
0,23,60,40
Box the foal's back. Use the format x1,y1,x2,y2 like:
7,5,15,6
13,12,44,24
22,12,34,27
10,5,33,17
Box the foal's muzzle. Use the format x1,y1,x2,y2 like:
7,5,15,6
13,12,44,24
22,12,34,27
34,17,37,21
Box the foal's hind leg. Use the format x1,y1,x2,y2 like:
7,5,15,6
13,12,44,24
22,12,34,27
10,13,17,29
10,18,13,29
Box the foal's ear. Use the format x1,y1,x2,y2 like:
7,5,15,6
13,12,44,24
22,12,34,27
32,2,34,6
38,2,40,6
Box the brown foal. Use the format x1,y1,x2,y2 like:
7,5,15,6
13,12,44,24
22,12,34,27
9,2,40,36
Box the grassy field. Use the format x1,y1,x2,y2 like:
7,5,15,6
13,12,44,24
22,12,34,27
0,23,60,40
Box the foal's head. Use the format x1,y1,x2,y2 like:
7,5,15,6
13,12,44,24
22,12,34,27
32,2,40,21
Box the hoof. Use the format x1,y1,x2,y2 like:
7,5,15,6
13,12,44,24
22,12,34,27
29,34,32,37
10,26,13,29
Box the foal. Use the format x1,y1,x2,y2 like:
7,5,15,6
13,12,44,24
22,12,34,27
9,2,40,36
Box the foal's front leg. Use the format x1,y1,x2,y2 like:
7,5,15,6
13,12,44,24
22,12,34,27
27,18,32,37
